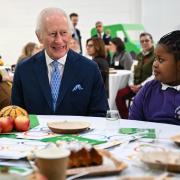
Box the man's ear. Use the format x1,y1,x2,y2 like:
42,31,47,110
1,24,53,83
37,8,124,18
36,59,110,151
36,31,43,44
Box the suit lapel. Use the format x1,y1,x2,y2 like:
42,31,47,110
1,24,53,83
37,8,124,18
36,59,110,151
33,51,53,110
56,50,77,107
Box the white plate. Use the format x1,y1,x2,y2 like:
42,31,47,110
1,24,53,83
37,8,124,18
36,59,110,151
139,151,180,172
47,121,90,134
171,134,180,146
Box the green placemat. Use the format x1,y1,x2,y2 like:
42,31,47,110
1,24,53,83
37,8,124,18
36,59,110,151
0,114,39,139
0,166,33,176
29,114,39,129
119,128,156,138
0,134,16,138
41,134,107,145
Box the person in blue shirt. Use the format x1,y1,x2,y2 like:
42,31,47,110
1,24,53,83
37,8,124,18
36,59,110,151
129,30,180,125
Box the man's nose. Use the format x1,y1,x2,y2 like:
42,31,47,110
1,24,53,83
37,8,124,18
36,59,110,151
54,33,63,43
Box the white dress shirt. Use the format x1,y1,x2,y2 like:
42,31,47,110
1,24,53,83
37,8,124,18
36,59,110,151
45,50,67,83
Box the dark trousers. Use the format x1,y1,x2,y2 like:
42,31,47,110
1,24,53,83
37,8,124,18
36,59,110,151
115,86,135,119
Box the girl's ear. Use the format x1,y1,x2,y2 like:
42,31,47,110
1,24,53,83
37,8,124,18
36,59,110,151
177,60,180,72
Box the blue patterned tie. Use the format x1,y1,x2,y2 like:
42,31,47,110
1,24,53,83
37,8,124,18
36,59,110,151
50,60,61,111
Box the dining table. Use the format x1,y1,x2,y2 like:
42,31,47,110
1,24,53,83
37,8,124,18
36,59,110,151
109,69,132,110
0,115,180,179
33,116,180,179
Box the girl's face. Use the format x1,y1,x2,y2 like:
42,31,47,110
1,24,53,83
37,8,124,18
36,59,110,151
153,44,180,85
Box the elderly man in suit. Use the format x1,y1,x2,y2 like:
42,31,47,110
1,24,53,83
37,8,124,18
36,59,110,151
11,7,109,117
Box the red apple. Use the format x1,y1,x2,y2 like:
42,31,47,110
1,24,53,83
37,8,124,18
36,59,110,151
0,116,14,133
14,115,30,132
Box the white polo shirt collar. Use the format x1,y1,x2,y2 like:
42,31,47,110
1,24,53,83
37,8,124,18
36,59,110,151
161,83,180,91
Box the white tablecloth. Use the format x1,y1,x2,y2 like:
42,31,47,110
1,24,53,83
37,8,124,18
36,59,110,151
37,115,180,180
109,70,131,110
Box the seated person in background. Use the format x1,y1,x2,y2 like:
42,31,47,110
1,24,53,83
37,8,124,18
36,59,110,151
0,55,4,66
12,7,109,116
0,73,12,109
17,42,41,63
116,32,155,119
109,37,133,70
129,30,180,125
86,37,109,97
93,21,112,66
69,37,81,53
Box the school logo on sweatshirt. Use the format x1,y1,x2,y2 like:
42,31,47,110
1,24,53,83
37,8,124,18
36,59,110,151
175,106,180,120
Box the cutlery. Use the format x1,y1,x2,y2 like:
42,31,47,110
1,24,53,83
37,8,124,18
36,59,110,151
66,172,89,180
155,172,169,180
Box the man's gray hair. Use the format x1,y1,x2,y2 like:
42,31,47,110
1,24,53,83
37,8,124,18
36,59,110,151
95,21,103,27
35,7,72,36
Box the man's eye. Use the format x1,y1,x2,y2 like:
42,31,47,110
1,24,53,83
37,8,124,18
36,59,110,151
48,31,68,37
49,32,56,37
61,31,68,36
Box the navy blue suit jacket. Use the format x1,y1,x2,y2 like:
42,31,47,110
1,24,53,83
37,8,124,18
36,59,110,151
93,33,111,45
11,50,109,117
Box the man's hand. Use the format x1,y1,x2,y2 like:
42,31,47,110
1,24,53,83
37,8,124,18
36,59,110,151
2,74,13,82
130,84,141,93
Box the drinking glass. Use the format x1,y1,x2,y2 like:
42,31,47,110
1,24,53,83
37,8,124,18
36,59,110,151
106,110,120,121
105,110,120,134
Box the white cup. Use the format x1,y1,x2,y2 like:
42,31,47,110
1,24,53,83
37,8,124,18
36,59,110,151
35,147,70,180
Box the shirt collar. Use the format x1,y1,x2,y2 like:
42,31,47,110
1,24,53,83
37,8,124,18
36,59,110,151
142,50,150,56
98,32,104,37
161,83,180,91
45,50,67,66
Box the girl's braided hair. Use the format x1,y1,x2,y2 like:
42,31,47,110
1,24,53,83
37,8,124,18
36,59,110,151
158,30,180,61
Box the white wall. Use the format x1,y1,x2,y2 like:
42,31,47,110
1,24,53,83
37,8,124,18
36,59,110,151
142,0,180,42
0,0,141,65
0,0,180,65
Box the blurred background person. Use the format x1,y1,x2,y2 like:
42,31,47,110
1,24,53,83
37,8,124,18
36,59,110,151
93,21,111,45
109,37,133,70
69,13,82,54
0,73,12,109
69,37,81,53
86,37,109,97
0,55,13,109
116,32,155,119
93,21,112,65
17,42,41,63
0,55,4,66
